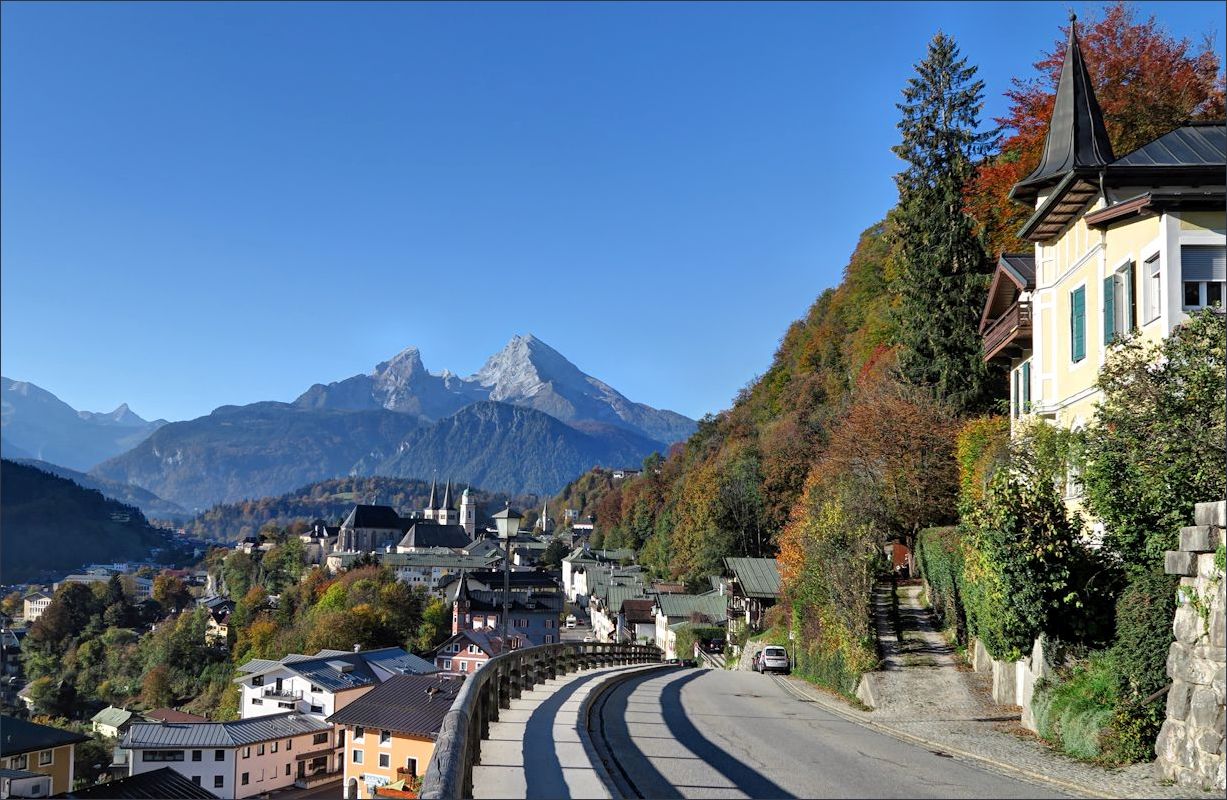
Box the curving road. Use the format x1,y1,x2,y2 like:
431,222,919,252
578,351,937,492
590,667,1067,799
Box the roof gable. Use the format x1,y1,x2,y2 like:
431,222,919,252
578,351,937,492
723,558,783,599
326,675,462,738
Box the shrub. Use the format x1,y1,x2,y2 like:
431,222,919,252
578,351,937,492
1032,654,1118,761
1081,309,1227,575
1109,570,1177,699
954,416,1009,513
914,526,967,644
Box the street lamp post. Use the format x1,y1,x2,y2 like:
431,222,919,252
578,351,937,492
492,505,522,650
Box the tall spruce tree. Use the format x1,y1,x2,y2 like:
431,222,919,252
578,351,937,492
891,33,1002,414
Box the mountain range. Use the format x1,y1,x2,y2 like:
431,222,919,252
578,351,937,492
1,377,167,471
85,335,695,511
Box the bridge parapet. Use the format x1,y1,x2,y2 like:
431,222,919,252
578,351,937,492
420,642,662,800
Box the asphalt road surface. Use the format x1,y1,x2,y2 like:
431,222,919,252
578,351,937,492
591,667,1068,799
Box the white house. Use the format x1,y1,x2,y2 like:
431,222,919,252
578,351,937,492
234,648,437,721
121,713,335,798
21,593,52,624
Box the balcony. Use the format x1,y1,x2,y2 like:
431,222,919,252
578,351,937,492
262,687,303,700
982,301,1032,363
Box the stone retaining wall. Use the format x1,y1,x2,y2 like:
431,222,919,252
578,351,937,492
1154,500,1225,791
971,636,1055,732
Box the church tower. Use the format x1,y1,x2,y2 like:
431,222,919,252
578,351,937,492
460,486,477,537
425,478,439,522
451,571,470,635
538,500,550,534
438,480,459,526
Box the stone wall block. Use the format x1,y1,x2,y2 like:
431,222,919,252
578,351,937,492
991,658,1017,705
1198,551,1223,580
971,638,993,673
1166,550,1198,576
1194,501,1226,528
1190,686,1220,727
1167,680,1194,720
1180,525,1220,552
1173,604,1202,645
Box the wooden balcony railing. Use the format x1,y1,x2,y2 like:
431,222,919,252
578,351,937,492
982,301,1032,362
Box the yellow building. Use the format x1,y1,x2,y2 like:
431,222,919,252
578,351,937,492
982,15,1226,495
0,715,89,796
327,674,462,799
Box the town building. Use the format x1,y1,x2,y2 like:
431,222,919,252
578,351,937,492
91,706,139,739
234,647,437,721
432,630,503,676
436,569,560,597
324,552,500,595
60,766,219,799
0,767,52,799
56,574,153,602
21,593,51,624
723,557,783,634
560,546,638,603
327,674,463,799
120,712,336,798
651,593,728,659
619,599,658,645
447,580,564,648
981,15,1226,473
0,715,89,796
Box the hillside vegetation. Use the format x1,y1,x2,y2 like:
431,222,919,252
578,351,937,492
0,460,184,583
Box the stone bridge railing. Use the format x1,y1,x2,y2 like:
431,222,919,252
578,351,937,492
419,641,662,799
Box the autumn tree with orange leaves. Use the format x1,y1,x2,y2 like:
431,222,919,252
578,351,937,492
968,2,1226,257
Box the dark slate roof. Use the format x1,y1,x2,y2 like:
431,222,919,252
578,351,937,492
1012,15,1113,202
60,767,219,799
1111,123,1226,168
344,504,409,530
456,589,564,615
998,254,1036,290
327,675,462,738
0,715,89,757
400,522,471,550
122,712,330,749
435,630,502,658
437,570,560,593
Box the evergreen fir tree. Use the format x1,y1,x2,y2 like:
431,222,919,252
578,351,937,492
891,33,1002,414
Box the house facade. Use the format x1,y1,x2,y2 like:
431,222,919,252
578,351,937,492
21,593,51,624
651,594,728,660
328,674,462,799
234,648,437,721
0,715,89,797
981,16,1226,472
723,558,782,635
120,713,336,798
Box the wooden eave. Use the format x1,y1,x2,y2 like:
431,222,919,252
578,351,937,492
1019,172,1101,243
979,266,1024,333
1085,190,1226,230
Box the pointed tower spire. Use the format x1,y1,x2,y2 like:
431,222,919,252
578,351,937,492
442,479,454,511
539,499,549,532
1011,12,1114,203
427,478,438,511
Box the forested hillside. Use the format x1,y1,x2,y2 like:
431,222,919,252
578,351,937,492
0,460,184,583
183,476,540,542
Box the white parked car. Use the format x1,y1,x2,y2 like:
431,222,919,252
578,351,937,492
755,645,791,675
565,614,577,628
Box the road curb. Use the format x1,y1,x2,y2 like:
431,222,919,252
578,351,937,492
579,662,677,800
771,674,1113,799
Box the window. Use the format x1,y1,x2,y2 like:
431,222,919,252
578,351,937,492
312,732,329,746
38,750,53,766
278,702,294,709
215,750,225,762
251,698,263,706
406,757,419,778
243,747,251,759
257,744,265,756
354,726,364,742
458,660,467,673
379,730,391,746
468,645,480,654
192,776,202,786
191,750,202,762
1104,262,1135,344
251,676,264,687
310,705,323,714
286,763,291,776
1021,362,1031,414
142,750,185,762
310,684,322,693
241,773,249,786
1182,245,1226,310
1144,254,1162,322
214,776,224,789
544,634,554,644
379,753,391,768
286,739,292,751
271,742,278,753
1070,286,1086,363
353,750,364,764
9,755,27,770
443,659,452,670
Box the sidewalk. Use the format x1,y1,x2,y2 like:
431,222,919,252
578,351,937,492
470,663,662,800
778,582,1207,800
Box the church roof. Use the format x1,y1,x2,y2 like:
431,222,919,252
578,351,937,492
343,504,409,531
1011,14,1114,204
399,522,472,550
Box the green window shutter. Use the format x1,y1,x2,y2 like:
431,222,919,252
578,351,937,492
1012,369,1020,418
1022,361,1031,413
1125,261,1136,331
1071,287,1086,362
1103,275,1116,344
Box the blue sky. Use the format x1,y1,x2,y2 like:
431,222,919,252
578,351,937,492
2,1,1223,423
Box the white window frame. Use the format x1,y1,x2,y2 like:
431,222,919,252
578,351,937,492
1144,254,1162,324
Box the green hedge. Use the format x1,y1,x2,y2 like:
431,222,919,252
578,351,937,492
914,526,966,644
